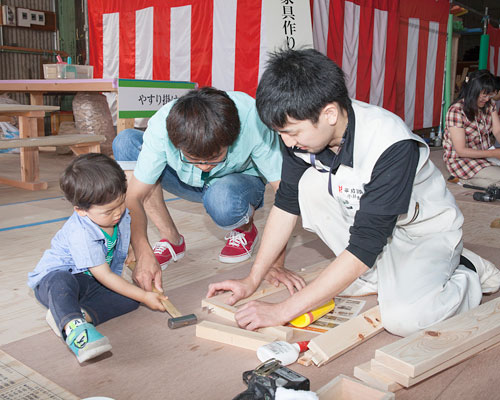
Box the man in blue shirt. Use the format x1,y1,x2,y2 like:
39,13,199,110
113,87,292,292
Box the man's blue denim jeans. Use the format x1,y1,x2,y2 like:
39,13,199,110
112,129,266,230
34,271,139,335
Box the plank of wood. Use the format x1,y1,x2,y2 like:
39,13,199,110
0,134,106,149
0,104,60,113
315,374,395,400
0,176,47,190
374,297,500,377
196,320,276,351
371,334,500,387
353,361,403,393
308,306,383,367
201,297,293,340
297,350,314,366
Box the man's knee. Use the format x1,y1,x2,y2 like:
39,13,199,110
203,182,250,228
380,305,418,337
381,301,450,337
112,129,143,160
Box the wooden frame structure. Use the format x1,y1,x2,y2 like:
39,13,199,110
198,260,384,365
0,105,106,190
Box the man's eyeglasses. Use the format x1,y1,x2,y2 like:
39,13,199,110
179,150,227,166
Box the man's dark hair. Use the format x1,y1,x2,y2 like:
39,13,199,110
256,48,351,130
60,153,127,210
167,87,240,159
455,69,497,121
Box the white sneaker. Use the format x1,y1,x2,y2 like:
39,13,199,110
462,248,500,294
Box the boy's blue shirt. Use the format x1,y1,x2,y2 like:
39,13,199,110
27,209,131,289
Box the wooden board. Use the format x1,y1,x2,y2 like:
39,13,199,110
374,297,500,377
371,333,500,387
0,350,78,399
0,134,106,149
308,306,383,367
201,297,293,340
195,320,276,351
353,362,403,393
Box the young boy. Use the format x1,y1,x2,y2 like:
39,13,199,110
28,153,166,363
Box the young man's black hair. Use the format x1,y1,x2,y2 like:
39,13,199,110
256,48,351,130
60,153,127,210
167,86,241,159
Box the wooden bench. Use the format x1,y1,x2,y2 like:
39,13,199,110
0,104,105,190
0,134,106,153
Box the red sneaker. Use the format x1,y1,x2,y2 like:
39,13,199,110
219,224,258,263
152,236,186,270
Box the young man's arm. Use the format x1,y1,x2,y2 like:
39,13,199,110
207,206,303,303
90,263,166,311
126,176,163,292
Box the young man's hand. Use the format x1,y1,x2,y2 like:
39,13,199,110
235,300,288,331
264,266,306,294
206,276,259,306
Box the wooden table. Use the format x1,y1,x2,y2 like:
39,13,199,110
0,78,119,132
0,79,119,190
0,105,60,190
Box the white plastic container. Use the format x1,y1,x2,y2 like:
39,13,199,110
256,341,309,366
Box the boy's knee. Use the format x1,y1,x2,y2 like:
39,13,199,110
121,298,140,315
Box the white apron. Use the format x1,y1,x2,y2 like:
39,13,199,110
297,100,482,336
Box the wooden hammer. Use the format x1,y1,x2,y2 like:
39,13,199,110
127,262,197,329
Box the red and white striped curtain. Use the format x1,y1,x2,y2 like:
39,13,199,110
88,0,266,96
88,0,449,130
488,24,500,76
311,0,448,130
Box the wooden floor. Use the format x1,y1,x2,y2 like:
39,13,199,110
1,148,499,398
0,150,319,346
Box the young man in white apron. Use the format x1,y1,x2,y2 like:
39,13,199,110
207,49,500,337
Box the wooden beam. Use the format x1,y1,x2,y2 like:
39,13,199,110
374,297,500,378
201,297,293,341
195,320,276,351
353,362,403,393
0,134,106,149
371,334,500,387
307,306,383,367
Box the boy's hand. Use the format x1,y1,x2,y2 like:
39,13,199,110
143,291,167,311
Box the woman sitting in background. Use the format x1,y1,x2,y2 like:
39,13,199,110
443,70,500,187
